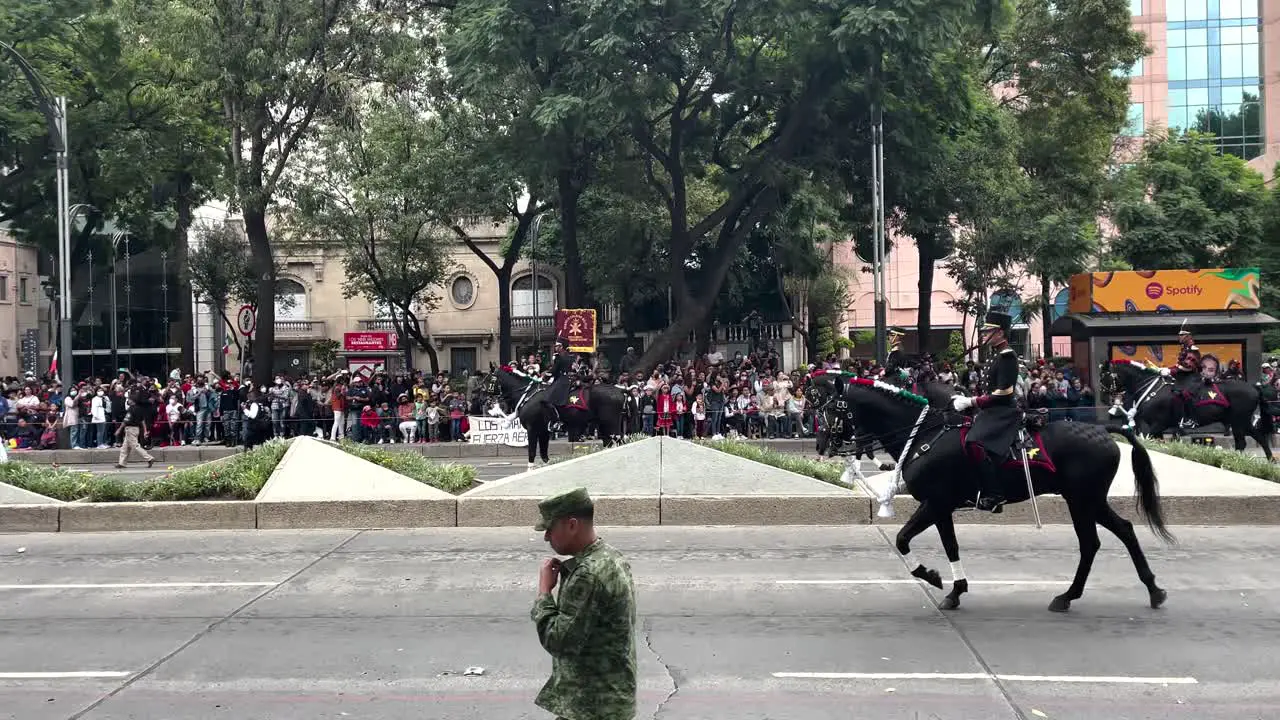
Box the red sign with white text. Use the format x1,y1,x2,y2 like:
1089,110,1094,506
343,331,397,352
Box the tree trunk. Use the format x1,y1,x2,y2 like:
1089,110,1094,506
917,240,934,355
634,304,707,375
174,177,195,373
497,264,514,365
556,170,587,308
1040,273,1052,360
243,205,276,389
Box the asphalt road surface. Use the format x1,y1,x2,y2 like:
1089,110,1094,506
2,525,1276,720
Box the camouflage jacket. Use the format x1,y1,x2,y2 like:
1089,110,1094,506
532,539,637,720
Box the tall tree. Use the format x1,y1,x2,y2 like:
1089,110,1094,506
585,0,996,373
287,99,455,374
444,0,621,309
172,0,419,387
986,0,1145,356
1108,130,1268,270
186,221,260,369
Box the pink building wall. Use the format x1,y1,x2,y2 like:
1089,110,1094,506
834,233,1071,359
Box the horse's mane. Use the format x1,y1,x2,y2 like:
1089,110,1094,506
846,377,929,406
804,368,858,384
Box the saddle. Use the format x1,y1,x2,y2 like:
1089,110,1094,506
958,409,1056,474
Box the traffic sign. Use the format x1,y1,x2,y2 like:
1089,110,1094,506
236,304,257,337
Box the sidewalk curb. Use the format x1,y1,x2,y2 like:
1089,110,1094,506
7,494,1278,532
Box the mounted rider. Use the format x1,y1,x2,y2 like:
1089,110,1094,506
949,310,1020,513
884,327,909,383
1174,324,1202,429
545,337,577,417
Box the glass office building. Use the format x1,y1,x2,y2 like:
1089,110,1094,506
1127,1,1275,167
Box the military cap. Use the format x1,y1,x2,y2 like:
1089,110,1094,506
535,487,594,531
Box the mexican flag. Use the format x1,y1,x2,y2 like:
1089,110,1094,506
222,333,232,355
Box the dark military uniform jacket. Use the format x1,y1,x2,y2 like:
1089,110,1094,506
532,540,637,720
547,352,577,406
966,347,1022,459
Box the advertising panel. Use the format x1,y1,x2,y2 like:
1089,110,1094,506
343,331,397,352
1109,342,1244,370
554,309,597,353
1067,268,1260,313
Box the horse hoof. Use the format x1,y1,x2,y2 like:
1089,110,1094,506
1149,588,1168,609
879,463,894,471
940,595,961,611
1047,596,1071,613
911,566,944,590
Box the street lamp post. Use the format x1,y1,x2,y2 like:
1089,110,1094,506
530,213,544,353
1,42,73,382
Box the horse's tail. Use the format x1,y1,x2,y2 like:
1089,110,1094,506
1105,424,1175,544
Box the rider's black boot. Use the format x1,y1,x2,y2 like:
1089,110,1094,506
974,455,1005,514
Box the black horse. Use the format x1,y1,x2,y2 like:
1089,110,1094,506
803,371,963,484
840,377,1171,613
482,367,626,467
1100,360,1274,461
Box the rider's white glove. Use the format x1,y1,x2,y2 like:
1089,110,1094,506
1159,368,1171,377
951,396,974,411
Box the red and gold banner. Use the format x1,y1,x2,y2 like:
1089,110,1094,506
1068,268,1261,313
554,309,597,353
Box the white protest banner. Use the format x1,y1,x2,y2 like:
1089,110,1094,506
465,415,528,447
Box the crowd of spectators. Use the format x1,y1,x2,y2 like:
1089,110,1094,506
7,343,1278,453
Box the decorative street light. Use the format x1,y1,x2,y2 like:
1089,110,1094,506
1,42,74,382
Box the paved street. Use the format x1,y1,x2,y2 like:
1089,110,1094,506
1,525,1277,719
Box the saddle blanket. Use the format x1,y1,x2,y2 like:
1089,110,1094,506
561,387,589,411
960,425,1056,474
1188,383,1230,408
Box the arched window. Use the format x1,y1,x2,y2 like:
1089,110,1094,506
512,274,555,317
1050,287,1071,324
275,278,307,320
989,290,1023,324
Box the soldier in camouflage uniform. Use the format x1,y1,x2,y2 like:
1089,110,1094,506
532,488,637,720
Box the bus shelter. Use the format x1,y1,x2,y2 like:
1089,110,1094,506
1049,268,1279,397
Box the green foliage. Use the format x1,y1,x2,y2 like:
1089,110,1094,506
943,330,967,366
336,441,477,493
311,339,340,372
1140,440,1280,484
0,438,477,501
695,438,845,486
816,326,837,360
286,99,456,363
0,440,289,501
1109,131,1268,269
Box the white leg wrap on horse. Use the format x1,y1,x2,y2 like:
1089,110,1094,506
950,561,966,582
902,551,920,569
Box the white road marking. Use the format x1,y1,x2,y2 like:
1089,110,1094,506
773,672,1198,684
0,582,276,590
775,579,1064,586
0,672,133,679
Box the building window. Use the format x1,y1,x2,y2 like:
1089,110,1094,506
1050,288,1071,324
989,290,1024,324
275,278,307,321
1123,103,1145,136
512,274,554,318
1166,2,1262,160
450,275,475,309
18,277,28,303
0,276,7,302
